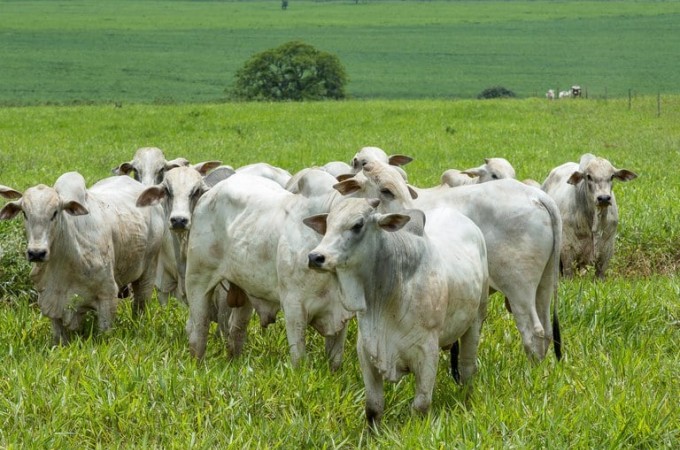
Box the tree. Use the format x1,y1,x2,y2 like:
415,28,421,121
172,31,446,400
477,86,516,99
231,41,348,101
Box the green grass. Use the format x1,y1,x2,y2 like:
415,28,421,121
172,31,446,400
1,1,680,104
0,97,679,447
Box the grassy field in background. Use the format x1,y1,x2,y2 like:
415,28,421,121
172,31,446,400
1,0,679,104
0,98,678,447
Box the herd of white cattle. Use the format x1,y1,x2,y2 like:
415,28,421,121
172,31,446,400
0,146,637,425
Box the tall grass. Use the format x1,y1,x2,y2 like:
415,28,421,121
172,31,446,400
0,98,678,447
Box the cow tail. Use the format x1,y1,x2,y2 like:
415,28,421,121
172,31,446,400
541,195,563,361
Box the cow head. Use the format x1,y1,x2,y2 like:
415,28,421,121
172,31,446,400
136,161,221,232
0,184,88,262
350,146,413,173
304,197,407,271
568,155,637,208
461,157,516,183
113,147,190,186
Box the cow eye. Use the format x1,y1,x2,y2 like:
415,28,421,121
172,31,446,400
586,174,592,181
351,219,364,233
491,174,499,179
50,210,58,221
380,188,394,199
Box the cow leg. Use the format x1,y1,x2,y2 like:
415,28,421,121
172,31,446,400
186,275,216,359
535,267,558,360
594,240,614,280
96,296,118,333
412,338,439,414
132,269,156,318
358,340,384,427
281,299,307,367
50,318,70,346
228,300,253,358
504,284,546,362
324,325,348,372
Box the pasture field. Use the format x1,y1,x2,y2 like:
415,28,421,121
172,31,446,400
1,0,680,105
1,97,679,448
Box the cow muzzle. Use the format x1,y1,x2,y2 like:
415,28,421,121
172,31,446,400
27,248,48,262
308,252,327,271
170,216,190,231
596,195,612,207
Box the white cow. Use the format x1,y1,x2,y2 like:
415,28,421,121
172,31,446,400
304,198,488,425
440,157,517,187
0,173,164,344
135,161,222,304
336,161,562,361
113,147,190,186
546,89,556,100
321,161,353,178
542,153,637,279
184,172,354,368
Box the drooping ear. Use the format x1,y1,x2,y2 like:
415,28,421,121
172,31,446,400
193,160,222,176
0,201,22,220
0,185,22,200
62,200,89,216
333,178,363,196
136,185,166,207
367,198,380,208
335,173,354,182
113,162,134,176
377,213,411,232
303,214,328,235
407,185,419,199
388,154,413,167
567,171,584,185
613,169,638,182
461,168,483,179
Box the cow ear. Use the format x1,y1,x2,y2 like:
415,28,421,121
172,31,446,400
0,201,22,220
388,154,413,167
333,178,363,196
303,214,328,235
0,185,22,200
407,185,419,199
113,162,134,176
335,173,354,182
613,169,638,182
62,200,89,216
461,167,484,179
377,213,411,232
136,185,166,207
193,161,222,176
165,158,190,171
567,171,584,185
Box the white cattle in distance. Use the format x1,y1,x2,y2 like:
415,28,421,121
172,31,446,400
112,147,190,186
304,198,489,426
440,157,517,187
0,173,164,344
335,161,562,362
546,89,556,100
184,171,354,368
542,153,637,279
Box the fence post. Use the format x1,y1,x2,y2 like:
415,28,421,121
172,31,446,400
628,89,632,109
657,92,661,117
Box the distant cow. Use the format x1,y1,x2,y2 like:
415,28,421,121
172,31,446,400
542,153,637,278
0,173,164,344
304,198,488,425
546,89,556,100
440,157,517,187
